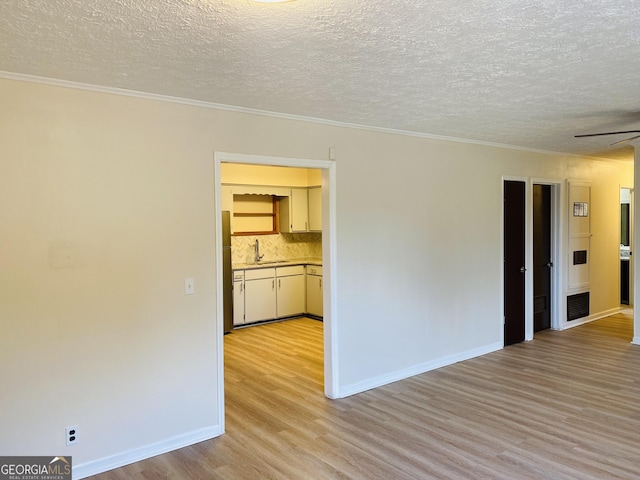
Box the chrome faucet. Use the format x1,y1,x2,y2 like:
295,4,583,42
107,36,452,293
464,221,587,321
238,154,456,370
254,239,264,263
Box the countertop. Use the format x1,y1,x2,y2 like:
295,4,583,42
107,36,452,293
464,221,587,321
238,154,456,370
233,257,322,271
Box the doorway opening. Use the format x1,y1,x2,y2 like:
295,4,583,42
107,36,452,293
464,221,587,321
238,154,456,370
620,187,633,306
530,180,561,336
213,152,337,433
533,184,552,332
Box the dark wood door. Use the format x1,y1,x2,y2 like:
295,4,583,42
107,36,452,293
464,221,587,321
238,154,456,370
504,180,526,346
533,184,552,332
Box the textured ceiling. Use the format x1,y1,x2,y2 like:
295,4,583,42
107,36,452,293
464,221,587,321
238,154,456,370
1,0,639,159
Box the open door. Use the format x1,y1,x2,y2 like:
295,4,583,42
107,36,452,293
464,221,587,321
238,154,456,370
504,180,526,345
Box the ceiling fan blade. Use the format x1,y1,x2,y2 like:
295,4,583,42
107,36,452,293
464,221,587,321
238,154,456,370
611,134,640,146
575,130,640,138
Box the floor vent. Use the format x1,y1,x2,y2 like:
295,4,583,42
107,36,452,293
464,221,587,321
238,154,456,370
567,292,589,321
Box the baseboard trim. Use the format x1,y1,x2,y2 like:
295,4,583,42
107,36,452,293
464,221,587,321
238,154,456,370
632,337,640,346
73,425,223,479
559,307,621,330
338,341,503,398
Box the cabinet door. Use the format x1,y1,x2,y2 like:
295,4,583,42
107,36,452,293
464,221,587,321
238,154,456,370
245,277,276,323
291,188,309,232
279,188,309,233
308,187,322,232
277,275,306,318
306,275,323,317
233,280,245,326
568,182,591,290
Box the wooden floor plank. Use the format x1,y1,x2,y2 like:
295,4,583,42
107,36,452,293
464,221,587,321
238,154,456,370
89,313,640,479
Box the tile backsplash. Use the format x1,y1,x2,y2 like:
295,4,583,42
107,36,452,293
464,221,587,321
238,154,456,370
232,233,322,265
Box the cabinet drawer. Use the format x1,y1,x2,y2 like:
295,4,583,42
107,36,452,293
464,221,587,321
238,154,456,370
233,271,245,281
276,265,305,277
306,265,323,276
245,268,275,280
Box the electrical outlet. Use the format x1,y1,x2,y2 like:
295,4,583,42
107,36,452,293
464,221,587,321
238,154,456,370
66,425,78,446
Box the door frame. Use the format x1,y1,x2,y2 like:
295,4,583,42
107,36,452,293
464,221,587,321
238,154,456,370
529,178,563,337
213,152,338,434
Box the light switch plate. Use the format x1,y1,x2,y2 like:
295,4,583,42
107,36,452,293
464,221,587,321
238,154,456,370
184,278,195,295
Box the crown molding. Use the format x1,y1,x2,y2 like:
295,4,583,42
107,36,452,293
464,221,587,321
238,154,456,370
0,70,626,163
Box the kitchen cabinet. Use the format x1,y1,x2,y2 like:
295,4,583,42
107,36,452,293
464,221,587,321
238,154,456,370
276,265,306,318
244,268,276,323
233,271,245,326
308,186,322,232
280,188,309,233
221,185,290,235
234,263,321,326
306,265,323,317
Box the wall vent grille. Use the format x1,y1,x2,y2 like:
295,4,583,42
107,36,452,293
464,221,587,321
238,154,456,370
567,292,589,321
573,250,587,265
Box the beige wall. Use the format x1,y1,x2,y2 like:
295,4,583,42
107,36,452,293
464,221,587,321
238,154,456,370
0,77,633,476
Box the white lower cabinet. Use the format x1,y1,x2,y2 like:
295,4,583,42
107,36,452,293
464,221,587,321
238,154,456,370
244,268,276,323
235,264,322,326
276,265,306,318
306,265,323,317
233,271,245,326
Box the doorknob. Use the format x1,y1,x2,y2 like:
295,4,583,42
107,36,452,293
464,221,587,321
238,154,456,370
546,262,553,268
520,267,526,273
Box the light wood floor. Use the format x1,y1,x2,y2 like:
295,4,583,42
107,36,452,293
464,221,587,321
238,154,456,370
91,313,640,479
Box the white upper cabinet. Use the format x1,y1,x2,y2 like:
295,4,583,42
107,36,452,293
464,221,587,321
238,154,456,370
280,188,309,233
308,186,322,232
222,182,321,234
